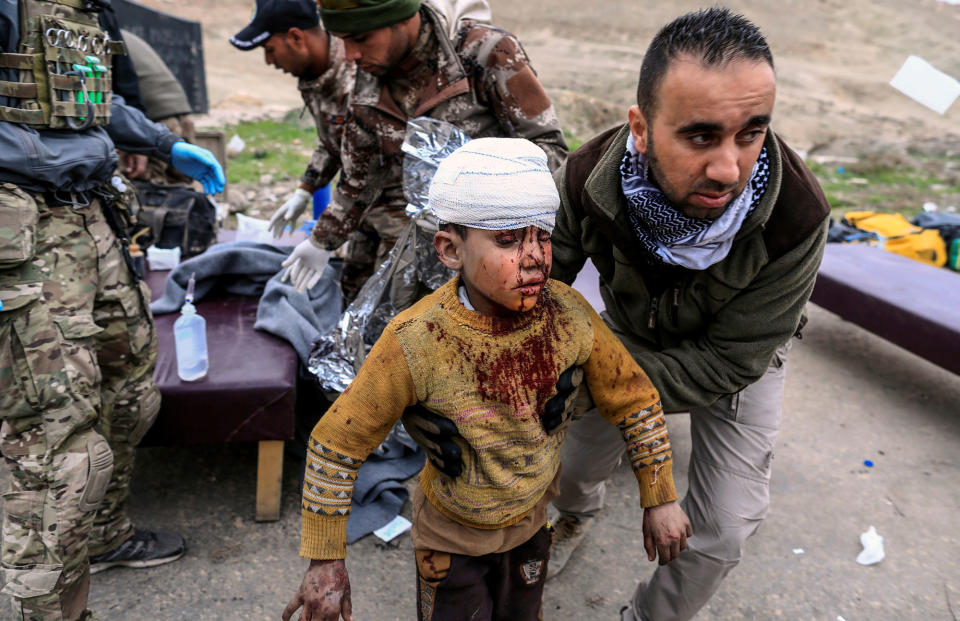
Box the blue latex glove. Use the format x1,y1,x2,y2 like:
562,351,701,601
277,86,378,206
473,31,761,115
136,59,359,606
169,141,226,195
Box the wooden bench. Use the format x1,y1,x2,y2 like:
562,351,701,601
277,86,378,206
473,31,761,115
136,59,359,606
143,242,298,522
810,243,960,375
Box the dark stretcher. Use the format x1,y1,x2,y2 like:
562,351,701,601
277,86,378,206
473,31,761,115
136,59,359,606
810,243,960,376
143,261,296,522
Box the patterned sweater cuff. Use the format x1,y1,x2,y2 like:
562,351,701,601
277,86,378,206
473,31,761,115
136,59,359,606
634,461,678,508
299,512,349,559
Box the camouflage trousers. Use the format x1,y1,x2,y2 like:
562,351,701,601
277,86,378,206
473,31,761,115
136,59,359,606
340,202,408,304
0,185,160,621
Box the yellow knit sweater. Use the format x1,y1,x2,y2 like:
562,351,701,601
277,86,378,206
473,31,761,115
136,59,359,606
300,277,677,559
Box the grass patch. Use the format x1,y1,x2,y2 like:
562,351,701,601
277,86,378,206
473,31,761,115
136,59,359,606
221,117,317,185
808,154,960,220
564,129,584,152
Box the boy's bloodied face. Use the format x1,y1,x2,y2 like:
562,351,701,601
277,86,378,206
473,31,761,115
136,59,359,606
434,225,552,317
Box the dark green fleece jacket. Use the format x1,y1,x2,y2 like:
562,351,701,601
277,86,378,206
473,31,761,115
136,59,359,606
551,125,830,411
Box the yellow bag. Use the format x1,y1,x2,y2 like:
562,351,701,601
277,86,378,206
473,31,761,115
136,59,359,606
843,211,947,267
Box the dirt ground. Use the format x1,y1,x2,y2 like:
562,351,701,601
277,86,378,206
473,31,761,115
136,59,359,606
140,0,960,156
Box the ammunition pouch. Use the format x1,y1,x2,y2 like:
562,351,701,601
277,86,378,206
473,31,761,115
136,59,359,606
0,0,125,129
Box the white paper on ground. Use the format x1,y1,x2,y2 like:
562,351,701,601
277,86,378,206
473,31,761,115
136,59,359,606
856,525,885,565
889,55,960,114
792,548,805,555
374,515,412,542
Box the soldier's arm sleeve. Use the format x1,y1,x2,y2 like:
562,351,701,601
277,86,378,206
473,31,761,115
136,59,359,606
301,140,340,190
105,94,179,159
309,122,382,250
477,32,568,171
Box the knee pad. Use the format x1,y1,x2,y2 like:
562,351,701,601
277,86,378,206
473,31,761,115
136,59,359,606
77,434,113,513
128,384,161,445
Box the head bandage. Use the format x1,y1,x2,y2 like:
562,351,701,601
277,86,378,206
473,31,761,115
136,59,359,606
428,138,560,234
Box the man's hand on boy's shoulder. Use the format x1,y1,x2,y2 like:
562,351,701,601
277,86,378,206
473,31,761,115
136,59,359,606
282,559,353,621
643,501,693,566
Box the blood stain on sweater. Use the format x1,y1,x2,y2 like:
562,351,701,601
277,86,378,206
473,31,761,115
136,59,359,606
473,294,567,417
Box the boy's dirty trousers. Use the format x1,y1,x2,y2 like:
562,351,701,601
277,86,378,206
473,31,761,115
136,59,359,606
415,526,551,621
555,312,789,621
0,186,160,620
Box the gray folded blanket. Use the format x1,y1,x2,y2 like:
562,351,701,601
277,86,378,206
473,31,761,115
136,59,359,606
149,240,342,365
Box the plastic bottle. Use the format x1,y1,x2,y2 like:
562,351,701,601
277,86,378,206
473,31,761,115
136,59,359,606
173,273,208,381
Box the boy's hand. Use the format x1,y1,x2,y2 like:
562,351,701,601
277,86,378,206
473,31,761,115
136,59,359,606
282,559,353,621
642,501,692,565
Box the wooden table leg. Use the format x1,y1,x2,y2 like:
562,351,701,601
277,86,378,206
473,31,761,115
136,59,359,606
256,440,284,522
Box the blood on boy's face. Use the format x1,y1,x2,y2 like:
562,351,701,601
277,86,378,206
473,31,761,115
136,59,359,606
449,226,552,317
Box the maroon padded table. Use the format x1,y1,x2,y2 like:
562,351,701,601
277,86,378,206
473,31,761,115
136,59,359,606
144,232,301,521
810,243,960,375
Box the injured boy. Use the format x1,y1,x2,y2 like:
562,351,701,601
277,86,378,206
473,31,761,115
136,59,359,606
282,138,691,621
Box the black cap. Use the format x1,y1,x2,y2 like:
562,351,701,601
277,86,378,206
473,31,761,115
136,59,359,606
229,0,320,50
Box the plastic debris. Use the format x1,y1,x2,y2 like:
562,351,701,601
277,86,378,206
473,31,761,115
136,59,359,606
235,213,272,244
792,548,804,555
923,202,939,213
146,245,181,271
856,525,885,565
889,56,960,115
864,459,874,467
838,616,848,621
374,515,412,542
226,134,246,158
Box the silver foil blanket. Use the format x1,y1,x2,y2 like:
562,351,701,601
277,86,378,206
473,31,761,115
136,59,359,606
307,117,470,391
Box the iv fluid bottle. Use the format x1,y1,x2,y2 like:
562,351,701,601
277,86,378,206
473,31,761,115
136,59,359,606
174,300,208,381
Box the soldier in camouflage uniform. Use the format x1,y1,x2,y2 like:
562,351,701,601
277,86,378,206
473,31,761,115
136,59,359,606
280,0,569,298
0,0,225,616
230,0,366,299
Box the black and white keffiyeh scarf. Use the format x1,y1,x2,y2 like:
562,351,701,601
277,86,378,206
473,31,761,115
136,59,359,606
620,138,771,269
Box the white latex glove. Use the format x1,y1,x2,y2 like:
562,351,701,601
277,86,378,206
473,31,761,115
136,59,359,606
281,238,331,293
269,188,312,239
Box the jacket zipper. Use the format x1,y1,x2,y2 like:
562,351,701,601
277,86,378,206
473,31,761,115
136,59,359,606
672,287,680,325
647,297,659,329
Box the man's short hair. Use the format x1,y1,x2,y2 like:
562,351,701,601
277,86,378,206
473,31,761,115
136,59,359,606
636,7,773,118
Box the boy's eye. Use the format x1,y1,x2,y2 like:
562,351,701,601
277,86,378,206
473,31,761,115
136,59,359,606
538,231,551,242
494,233,517,245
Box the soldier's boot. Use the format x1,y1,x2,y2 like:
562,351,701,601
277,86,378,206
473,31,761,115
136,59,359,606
88,529,186,575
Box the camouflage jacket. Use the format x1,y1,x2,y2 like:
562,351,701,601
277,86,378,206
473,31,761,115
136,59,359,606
298,37,355,190
311,4,568,249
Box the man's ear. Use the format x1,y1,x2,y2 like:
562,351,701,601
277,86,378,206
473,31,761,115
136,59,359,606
627,105,649,155
433,229,463,270
285,27,306,51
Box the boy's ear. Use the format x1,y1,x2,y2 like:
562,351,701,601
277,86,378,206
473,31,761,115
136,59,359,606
433,229,463,271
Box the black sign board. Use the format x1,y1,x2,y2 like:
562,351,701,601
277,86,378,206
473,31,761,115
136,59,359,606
112,0,208,114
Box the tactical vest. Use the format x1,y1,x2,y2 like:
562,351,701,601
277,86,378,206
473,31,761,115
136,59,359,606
0,0,125,129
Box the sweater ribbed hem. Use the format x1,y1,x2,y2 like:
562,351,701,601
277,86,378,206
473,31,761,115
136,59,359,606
420,465,536,530
299,511,349,559
635,461,678,508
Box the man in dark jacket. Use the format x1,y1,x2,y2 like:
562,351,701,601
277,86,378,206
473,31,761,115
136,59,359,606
545,9,830,621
